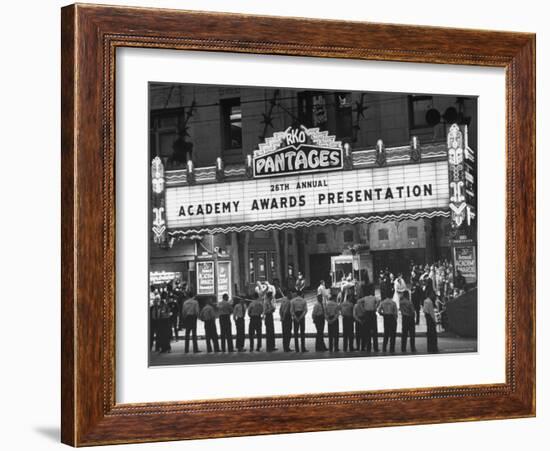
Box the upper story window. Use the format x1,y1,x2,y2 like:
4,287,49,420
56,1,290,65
316,232,327,244
378,228,389,241
298,91,328,129
335,92,353,141
408,95,435,130
221,98,242,151
407,226,418,239
343,230,354,243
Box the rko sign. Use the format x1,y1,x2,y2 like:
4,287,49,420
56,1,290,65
253,125,343,178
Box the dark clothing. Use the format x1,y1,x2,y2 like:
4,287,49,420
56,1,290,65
249,316,262,351
411,288,422,325
204,320,219,353
342,316,355,351
365,311,379,352
235,317,245,351
167,300,179,340
264,313,276,351
355,320,365,350
401,315,416,352
282,316,293,351
293,317,307,352
219,314,234,352
425,313,439,353
314,317,327,351
327,320,339,352
157,317,172,352
382,315,397,353
183,315,199,353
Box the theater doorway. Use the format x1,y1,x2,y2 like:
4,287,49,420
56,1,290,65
309,252,339,289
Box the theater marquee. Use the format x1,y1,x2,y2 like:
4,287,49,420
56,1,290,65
164,160,449,236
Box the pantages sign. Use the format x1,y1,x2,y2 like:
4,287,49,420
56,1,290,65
253,125,343,178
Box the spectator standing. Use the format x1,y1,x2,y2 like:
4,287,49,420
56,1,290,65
218,293,234,353
399,291,416,353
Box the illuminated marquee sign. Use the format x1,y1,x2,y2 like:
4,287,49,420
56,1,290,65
253,125,343,178
165,160,449,235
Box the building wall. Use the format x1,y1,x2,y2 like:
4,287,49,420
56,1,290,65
149,84,477,169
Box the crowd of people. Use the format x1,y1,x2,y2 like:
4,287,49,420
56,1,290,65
149,261,469,356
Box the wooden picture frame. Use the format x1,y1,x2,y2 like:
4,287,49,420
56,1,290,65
61,3,535,446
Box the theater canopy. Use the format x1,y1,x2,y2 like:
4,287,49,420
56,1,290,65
151,126,452,240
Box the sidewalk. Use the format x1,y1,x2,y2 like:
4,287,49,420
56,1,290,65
176,290,429,340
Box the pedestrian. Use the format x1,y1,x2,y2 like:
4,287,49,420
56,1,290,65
149,295,161,351
399,291,416,353
218,293,234,353
290,290,308,352
312,294,328,351
247,293,264,352
393,272,407,305
279,291,293,352
340,293,355,351
363,290,380,352
411,278,422,326
378,294,398,353
181,296,200,353
317,280,330,304
233,297,246,352
325,294,340,352
199,298,219,353
353,295,367,351
156,299,172,353
173,281,186,331
295,272,306,297
423,293,439,353
263,291,277,352
167,296,179,342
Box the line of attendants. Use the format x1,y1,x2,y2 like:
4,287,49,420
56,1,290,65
150,287,439,355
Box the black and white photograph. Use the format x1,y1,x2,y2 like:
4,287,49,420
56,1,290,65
148,83,478,366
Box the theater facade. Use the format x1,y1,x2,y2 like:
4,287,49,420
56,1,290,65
149,85,477,298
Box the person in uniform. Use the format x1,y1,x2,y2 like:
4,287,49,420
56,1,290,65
312,294,327,351
279,292,293,352
199,298,219,353
217,293,234,353
423,293,439,353
181,296,200,353
263,291,277,352
295,272,306,297
363,291,380,352
232,297,246,352
247,294,264,352
340,293,355,352
290,290,308,352
325,294,340,352
378,294,398,353
399,290,416,353
353,295,367,351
